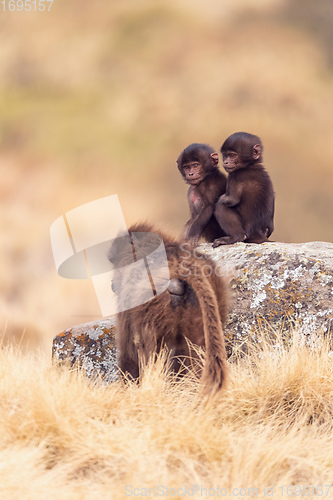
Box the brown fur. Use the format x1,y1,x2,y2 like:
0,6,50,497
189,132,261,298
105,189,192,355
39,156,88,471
213,132,275,247
109,223,228,396
177,143,227,245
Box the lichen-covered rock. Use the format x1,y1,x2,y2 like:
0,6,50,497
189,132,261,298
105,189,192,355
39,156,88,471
201,240,333,353
52,318,117,382
52,241,333,376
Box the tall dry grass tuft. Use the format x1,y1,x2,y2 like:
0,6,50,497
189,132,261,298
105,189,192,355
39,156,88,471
224,327,333,427
1,328,333,497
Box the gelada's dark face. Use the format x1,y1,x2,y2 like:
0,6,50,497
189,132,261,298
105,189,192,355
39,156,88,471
182,161,205,185
222,150,244,173
222,142,261,173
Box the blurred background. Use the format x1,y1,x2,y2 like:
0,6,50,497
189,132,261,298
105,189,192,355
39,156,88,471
1,0,332,352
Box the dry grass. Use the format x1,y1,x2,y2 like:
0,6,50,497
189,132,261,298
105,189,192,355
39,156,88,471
1,329,333,498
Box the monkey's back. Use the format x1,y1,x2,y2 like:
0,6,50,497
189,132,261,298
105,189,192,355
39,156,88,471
111,224,228,384
229,164,275,237
118,241,228,347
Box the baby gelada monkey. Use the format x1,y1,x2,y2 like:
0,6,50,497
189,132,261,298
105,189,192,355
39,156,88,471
213,132,275,247
177,143,227,245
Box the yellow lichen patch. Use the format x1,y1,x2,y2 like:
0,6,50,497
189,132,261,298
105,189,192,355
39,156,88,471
57,329,73,338
76,334,88,344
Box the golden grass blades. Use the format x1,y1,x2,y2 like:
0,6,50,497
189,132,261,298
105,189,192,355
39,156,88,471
1,328,333,497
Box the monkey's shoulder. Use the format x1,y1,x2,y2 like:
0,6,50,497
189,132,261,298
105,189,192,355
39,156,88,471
197,169,226,200
228,165,274,204
209,168,228,186
230,164,271,183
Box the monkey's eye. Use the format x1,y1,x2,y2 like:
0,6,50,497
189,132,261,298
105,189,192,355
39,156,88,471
223,152,237,161
183,162,200,170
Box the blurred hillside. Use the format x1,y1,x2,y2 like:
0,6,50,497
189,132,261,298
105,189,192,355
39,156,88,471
0,0,332,350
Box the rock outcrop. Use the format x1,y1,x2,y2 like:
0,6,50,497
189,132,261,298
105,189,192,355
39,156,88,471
52,318,117,382
202,240,333,353
52,241,333,378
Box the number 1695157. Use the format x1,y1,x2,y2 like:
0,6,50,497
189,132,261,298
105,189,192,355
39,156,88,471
1,0,54,11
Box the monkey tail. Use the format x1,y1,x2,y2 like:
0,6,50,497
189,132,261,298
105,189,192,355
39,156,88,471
190,269,228,396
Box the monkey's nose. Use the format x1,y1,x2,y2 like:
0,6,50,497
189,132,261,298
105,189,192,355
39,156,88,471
167,278,185,296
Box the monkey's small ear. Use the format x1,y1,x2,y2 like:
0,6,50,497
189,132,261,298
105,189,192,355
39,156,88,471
210,152,219,165
252,144,261,161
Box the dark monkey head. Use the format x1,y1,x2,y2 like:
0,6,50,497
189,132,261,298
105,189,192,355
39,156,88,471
177,143,219,186
221,132,263,174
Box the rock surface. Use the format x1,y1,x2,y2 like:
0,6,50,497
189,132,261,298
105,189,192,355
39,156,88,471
52,317,117,382
202,240,333,353
52,241,333,378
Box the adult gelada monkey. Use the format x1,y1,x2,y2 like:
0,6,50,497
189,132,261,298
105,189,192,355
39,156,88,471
213,132,275,247
109,223,228,396
177,143,227,245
